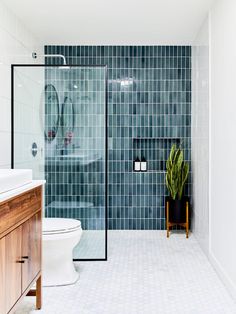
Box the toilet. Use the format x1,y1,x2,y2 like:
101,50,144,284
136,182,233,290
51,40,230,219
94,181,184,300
42,218,82,287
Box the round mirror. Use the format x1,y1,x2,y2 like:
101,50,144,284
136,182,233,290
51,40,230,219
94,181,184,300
61,96,75,146
44,84,60,142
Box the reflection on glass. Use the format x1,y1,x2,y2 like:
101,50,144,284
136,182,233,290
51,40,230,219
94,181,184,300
44,67,106,260
45,84,59,142
61,96,75,148
13,66,107,260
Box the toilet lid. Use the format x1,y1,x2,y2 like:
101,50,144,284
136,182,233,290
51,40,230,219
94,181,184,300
43,218,81,235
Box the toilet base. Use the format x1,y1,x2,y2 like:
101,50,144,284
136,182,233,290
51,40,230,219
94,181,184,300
42,228,82,287
43,265,79,287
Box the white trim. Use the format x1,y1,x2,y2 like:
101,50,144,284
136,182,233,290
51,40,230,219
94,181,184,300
208,11,212,255
209,252,236,302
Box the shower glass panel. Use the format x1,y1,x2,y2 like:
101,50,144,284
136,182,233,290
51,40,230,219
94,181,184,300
12,65,107,260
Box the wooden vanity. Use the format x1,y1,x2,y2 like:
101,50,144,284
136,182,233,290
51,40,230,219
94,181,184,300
0,181,44,314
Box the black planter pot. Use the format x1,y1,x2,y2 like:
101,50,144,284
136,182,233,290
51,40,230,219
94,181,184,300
166,197,189,223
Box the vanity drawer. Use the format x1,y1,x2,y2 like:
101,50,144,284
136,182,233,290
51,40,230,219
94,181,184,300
0,187,42,238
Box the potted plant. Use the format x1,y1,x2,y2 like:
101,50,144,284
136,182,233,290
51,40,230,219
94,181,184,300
166,144,189,223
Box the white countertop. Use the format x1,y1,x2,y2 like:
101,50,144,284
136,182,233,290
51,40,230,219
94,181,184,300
0,180,46,203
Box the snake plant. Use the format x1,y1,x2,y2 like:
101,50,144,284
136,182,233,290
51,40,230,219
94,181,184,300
166,144,189,200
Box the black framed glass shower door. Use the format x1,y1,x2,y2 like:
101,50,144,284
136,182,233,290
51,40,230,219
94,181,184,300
12,64,107,260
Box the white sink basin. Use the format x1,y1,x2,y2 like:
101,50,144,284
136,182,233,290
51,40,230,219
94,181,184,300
0,169,32,194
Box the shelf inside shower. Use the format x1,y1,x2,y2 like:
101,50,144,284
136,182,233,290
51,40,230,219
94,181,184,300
132,137,181,172
132,170,166,173
132,137,181,140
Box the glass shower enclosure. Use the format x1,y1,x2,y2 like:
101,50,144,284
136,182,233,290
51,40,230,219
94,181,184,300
11,65,107,260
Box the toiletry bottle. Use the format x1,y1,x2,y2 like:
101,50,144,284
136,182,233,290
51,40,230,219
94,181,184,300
134,157,141,172
141,157,147,172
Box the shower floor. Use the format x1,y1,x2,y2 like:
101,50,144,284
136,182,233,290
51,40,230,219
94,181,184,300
16,231,236,314
73,230,106,259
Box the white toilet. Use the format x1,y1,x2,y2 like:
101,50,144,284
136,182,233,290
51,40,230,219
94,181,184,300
42,218,82,287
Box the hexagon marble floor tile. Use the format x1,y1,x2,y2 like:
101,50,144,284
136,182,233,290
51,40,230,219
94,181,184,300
16,231,236,314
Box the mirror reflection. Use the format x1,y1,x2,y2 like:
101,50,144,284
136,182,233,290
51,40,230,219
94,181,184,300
44,84,60,142
61,96,75,147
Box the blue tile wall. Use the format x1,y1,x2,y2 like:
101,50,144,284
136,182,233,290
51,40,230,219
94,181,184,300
45,45,191,230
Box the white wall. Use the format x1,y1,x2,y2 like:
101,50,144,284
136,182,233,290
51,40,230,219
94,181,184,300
192,0,236,300
0,1,43,170
209,0,236,300
192,17,210,256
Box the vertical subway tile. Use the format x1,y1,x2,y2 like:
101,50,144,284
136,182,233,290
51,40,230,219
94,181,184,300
45,45,191,230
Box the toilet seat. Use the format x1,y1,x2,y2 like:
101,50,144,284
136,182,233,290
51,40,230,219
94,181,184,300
43,218,81,235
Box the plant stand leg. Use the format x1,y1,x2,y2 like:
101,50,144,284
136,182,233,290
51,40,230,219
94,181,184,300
167,200,170,238
186,201,189,239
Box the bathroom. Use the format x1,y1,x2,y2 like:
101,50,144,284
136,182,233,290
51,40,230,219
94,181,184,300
0,0,236,313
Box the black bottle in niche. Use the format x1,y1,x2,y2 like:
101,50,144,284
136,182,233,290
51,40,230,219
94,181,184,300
133,157,141,172
140,157,147,172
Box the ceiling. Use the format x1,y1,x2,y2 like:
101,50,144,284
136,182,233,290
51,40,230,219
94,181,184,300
2,0,215,45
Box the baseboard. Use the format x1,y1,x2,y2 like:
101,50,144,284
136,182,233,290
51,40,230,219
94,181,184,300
208,251,236,302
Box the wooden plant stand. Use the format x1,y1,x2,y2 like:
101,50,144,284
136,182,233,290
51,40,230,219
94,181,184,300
166,199,189,238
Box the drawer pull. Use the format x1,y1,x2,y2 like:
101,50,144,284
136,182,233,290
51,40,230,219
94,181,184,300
22,256,29,259
17,260,25,263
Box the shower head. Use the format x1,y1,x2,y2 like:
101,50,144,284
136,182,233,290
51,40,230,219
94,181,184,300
58,65,71,70
32,52,70,69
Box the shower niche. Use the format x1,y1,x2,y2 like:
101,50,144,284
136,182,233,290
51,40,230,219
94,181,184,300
12,65,107,261
132,137,181,172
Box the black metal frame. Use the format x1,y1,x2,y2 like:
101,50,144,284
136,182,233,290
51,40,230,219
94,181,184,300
11,64,108,261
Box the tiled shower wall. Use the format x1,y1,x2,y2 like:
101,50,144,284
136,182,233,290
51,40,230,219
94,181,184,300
45,46,191,230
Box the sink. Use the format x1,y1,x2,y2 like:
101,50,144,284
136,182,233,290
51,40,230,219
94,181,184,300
0,169,32,194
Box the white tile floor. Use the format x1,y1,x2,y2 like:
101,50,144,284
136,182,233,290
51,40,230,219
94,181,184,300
73,230,106,259
16,231,236,314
